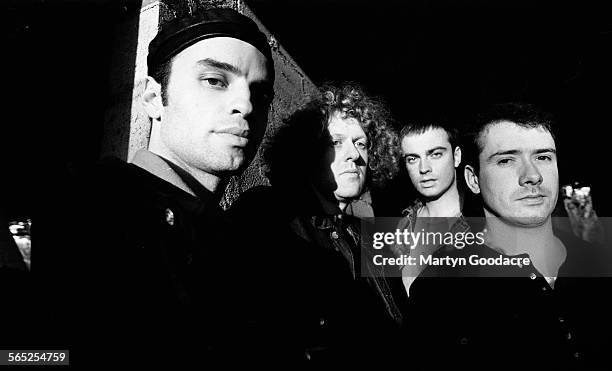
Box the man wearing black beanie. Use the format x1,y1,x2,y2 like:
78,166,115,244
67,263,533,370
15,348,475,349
62,7,275,366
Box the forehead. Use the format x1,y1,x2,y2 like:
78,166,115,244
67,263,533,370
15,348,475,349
171,37,270,78
478,121,556,156
327,113,365,136
401,127,451,152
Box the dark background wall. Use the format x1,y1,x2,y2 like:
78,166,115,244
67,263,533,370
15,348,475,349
3,0,131,220
248,0,612,216
3,0,612,219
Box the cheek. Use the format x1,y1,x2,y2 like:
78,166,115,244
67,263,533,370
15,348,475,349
318,148,338,176
481,185,506,213
361,149,368,162
480,174,507,201
407,167,419,181
543,167,559,186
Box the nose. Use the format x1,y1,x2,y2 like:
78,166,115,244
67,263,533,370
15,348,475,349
230,82,254,118
419,158,432,174
345,142,360,161
518,158,543,187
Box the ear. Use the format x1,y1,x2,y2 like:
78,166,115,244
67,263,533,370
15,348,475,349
142,76,163,120
453,146,462,168
464,164,481,194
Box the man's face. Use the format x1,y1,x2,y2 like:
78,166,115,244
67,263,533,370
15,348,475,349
160,37,272,175
401,128,460,200
316,112,368,203
475,121,558,227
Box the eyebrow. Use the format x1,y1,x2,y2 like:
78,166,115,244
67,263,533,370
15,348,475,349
196,58,241,75
427,146,447,155
487,148,557,161
329,133,367,140
404,146,447,157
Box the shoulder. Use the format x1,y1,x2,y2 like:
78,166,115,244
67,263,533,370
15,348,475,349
228,185,283,223
556,228,612,276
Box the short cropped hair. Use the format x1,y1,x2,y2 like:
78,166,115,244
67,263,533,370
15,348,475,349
264,82,400,192
464,102,556,174
150,59,172,106
399,121,460,150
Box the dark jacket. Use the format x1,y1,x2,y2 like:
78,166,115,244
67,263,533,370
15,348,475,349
406,226,612,371
229,185,408,366
52,157,258,366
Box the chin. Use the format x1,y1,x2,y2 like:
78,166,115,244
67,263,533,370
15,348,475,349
335,187,362,201
208,156,246,175
421,189,442,200
506,214,550,228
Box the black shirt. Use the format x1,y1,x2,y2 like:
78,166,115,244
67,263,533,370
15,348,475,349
407,228,612,371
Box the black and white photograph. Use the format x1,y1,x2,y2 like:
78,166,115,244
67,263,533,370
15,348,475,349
2,0,612,368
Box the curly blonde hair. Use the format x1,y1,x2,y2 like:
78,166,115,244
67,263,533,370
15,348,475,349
264,82,400,191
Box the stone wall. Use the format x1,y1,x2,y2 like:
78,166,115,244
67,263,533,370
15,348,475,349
99,0,318,208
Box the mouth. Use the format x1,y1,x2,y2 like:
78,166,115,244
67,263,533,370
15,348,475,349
341,168,361,176
214,127,250,147
518,194,545,200
420,179,436,187
215,126,250,138
517,194,546,205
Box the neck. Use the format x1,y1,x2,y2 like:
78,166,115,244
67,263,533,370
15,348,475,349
484,213,566,277
483,211,557,256
421,182,461,218
147,131,224,195
310,184,344,215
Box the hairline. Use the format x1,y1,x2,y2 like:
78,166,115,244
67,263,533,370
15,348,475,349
475,119,555,158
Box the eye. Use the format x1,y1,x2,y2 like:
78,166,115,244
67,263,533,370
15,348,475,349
430,151,443,159
497,158,514,165
405,156,417,165
202,77,227,88
355,140,367,150
332,139,343,147
536,155,553,162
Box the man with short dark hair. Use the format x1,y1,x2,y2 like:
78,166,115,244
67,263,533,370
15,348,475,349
408,103,612,370
62,8,275,365
393,122,469,295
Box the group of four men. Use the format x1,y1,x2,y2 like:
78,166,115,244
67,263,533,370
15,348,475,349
55,7,609,369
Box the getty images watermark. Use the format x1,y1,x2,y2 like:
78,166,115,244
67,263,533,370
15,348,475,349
360,217,534,277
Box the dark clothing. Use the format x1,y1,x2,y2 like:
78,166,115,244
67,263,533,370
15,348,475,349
230,185,408,366
54,157,252,366
407,227,612,370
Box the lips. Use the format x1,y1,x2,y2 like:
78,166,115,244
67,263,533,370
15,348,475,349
341,168,361,176
215,126,250,139
517,194,545,200
214,126,250,147
420,179,436,186
517,194,546,205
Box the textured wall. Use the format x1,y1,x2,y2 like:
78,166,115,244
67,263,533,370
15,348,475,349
99,0,160,161
100,0,317,208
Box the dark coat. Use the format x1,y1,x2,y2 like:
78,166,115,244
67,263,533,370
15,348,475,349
406,227,612,371
52,158,259,366
229,185,408,366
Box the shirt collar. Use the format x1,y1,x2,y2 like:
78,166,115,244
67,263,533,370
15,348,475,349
130,149,216,205
131,149,194,196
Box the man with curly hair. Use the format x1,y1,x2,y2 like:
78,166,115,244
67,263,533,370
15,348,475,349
230,82,407,365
